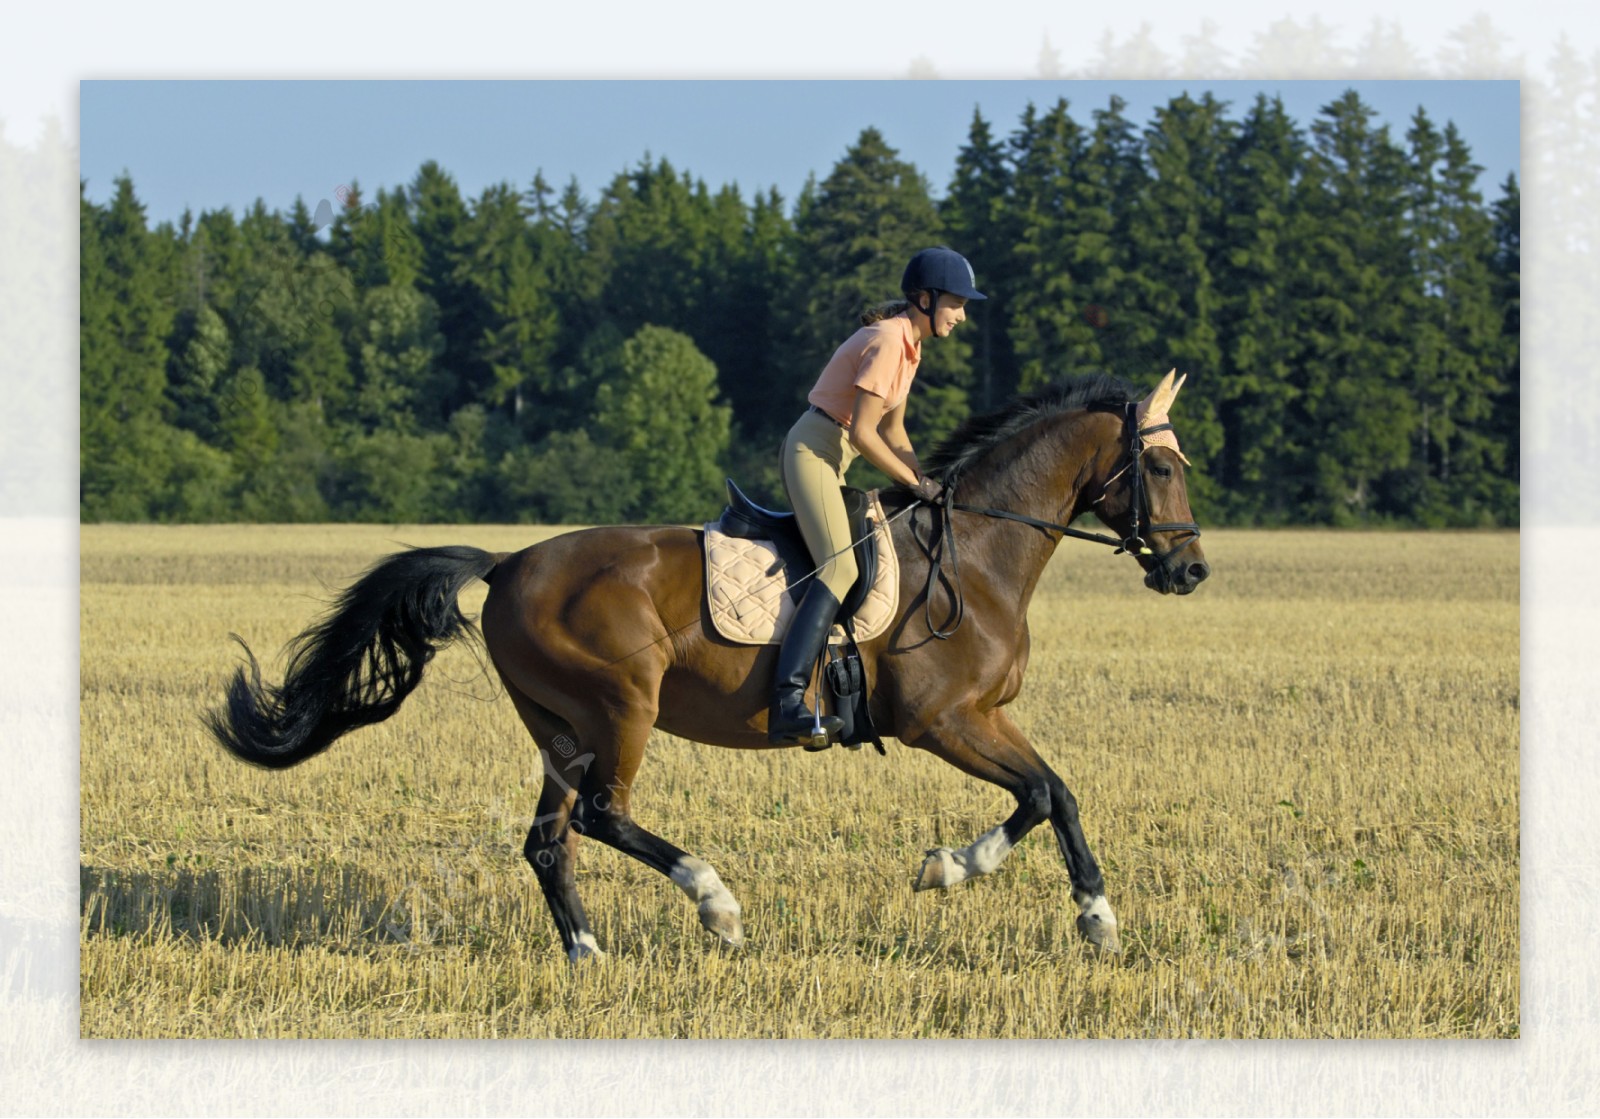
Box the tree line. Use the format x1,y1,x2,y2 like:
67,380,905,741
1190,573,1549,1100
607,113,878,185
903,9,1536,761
80,89,1519,527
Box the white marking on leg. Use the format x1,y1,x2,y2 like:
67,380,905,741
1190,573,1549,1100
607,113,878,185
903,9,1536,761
670,856,743,944
1075,893,1122,953
567,931,604,961
669,855,731,905
1079,894,1116,926
962,825,1014,877
917,826,1015,890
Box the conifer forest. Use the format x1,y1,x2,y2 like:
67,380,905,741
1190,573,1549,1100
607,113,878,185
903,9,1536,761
79,91,1520,527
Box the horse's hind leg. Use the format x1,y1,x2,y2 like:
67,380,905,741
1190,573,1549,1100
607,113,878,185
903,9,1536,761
909,706,1119,953
504,689,605,961
570,714,745,949
525,782,598,959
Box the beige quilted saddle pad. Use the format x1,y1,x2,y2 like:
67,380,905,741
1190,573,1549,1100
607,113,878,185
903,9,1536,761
703,491,899,646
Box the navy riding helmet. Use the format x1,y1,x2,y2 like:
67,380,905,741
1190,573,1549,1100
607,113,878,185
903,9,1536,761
901,247,988,307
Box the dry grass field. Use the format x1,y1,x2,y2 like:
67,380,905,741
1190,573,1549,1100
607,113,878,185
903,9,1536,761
79,524,1518,1039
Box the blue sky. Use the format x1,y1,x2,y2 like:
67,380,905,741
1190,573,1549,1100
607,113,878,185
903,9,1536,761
80,80,1520,227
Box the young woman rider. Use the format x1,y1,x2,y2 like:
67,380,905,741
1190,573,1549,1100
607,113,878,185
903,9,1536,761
768,246,987,746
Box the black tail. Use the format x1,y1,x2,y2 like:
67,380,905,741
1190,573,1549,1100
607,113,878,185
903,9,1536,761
207,545,501,769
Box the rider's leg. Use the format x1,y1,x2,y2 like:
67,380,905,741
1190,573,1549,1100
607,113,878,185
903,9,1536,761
769,411,859,746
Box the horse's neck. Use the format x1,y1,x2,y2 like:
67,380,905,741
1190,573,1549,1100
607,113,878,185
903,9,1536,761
947,410,1110,613
956,409,1107,527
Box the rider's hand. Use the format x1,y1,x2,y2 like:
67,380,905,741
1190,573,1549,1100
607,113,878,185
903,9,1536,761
911,475,945,505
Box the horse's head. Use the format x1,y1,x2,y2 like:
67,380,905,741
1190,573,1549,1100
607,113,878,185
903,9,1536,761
1089,370,1210,596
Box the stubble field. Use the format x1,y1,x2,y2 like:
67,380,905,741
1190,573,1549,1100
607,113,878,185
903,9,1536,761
79,524,1518,1038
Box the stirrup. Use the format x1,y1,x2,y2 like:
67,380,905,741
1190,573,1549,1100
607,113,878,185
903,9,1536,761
801,729,836,752
768,695,840,749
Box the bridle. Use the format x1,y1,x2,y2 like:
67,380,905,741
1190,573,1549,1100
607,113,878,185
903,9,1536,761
918,399,1202,639
1081,399,1203,564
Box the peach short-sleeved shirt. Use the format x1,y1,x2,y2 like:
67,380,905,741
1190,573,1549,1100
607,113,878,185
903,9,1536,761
806,313,921,428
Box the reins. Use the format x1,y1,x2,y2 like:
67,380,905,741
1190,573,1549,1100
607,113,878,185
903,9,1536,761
917,399,1201,640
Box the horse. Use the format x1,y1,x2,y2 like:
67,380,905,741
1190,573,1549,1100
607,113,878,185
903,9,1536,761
208,370,1208,961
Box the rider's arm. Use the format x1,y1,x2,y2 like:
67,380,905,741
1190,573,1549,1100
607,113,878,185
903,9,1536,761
876,400,922,481
849,390,922,487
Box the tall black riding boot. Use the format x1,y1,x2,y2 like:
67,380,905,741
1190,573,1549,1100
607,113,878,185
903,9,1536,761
768,581,847,748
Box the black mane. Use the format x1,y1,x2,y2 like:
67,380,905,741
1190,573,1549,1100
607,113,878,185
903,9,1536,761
923,373,1141,487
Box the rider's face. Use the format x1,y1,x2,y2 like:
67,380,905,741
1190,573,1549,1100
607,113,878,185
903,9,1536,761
915,292,968,339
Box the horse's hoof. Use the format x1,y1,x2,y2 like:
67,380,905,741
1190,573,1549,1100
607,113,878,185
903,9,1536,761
566,933,607,964
700,902,745,948
1075,896,1122,955
1076,915,1122,955
914,847,960,892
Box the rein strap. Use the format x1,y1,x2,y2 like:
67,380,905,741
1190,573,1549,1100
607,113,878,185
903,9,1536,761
949,503,1129,551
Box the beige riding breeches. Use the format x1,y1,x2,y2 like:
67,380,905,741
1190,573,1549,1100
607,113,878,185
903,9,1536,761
780,408,861,599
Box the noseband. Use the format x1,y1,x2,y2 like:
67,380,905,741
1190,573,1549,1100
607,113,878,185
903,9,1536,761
920,400,1202,639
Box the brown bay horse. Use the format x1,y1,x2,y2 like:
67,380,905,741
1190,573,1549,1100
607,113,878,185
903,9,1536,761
209,371,1208,960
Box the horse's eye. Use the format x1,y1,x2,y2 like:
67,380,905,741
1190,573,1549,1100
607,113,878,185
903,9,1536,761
1151,463,1174,479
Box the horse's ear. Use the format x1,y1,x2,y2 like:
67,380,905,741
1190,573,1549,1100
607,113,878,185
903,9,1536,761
1168,371,1187,410
1142,368,1183,419
1136,370,1192,463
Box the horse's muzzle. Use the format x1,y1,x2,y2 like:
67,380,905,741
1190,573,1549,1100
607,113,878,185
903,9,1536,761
1146,557,1210,595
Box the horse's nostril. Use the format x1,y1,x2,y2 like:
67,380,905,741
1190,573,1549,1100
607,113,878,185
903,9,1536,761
1187,562,1210,584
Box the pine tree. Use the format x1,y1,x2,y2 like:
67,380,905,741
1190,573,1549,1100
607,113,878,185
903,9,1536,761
942,108,1015,410
187,208,247,321
79,181,132,517
1125,93,1233,501
587,157,713,337
1076,94,1150,376
1387,111,1511,524
229,198,354,416
1401,108,1450,512
717,185,793,447
375,186,424,291
167,301,231,436
711,185,797,503
80,177,185,519
287,196,324,255
580,156,791,459
1289,91,1416,522
74,121,1518,527
99,176,175,404
522,173,604,436
1427,123,1512,523
458,182,558,427
1007,101,1102,392
410,161,477,418
330,183,423,291
1214,94,1306,520
215,363,279,474
1488,173,1520,507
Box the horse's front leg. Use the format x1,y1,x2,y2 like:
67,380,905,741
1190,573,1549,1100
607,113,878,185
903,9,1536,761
1043,752,1118,954
908,707,1120,954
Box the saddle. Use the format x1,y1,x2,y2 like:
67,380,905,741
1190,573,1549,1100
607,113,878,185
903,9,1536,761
702,480,900,752
717,479,879,623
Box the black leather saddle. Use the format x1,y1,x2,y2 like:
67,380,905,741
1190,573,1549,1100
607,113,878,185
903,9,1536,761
715,478,878,623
